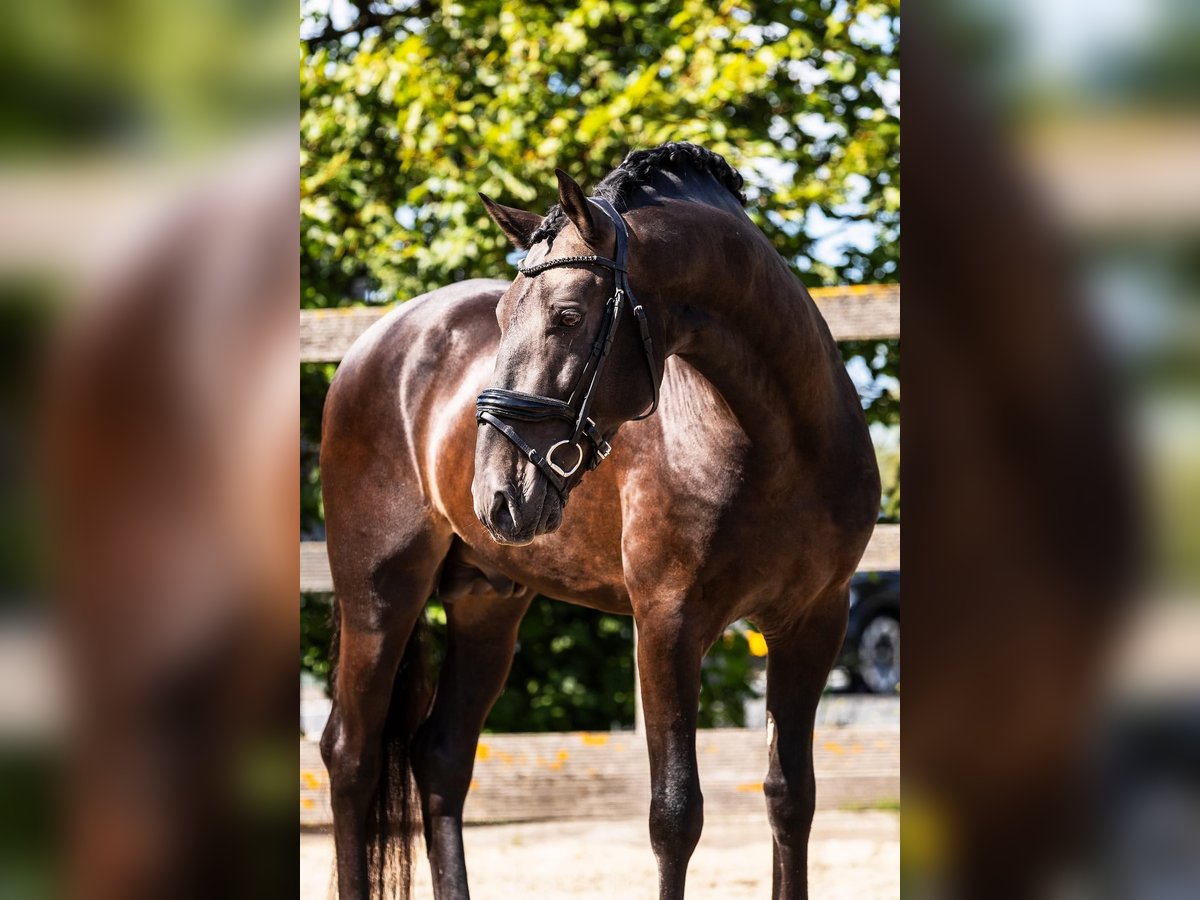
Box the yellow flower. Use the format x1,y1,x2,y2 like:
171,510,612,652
746,630,768,657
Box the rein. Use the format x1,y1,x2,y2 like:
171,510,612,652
476,198,660,497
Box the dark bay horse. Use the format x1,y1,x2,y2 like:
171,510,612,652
320,142,880,899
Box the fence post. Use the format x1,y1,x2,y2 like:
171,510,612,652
633,622,644,736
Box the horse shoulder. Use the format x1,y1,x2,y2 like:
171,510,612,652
321,280,505,522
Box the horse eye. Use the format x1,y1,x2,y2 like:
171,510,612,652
559,309,582,327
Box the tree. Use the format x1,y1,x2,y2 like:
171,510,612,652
301,0,898,307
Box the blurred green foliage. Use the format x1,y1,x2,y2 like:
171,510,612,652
301,0,898,305
700,625,761,727
479,597,637,732
302,590,761,731
0,751,60,900
0,292,57,610
484,598,761,731
300,592,335,682
2,0,294,156
300,0,899,729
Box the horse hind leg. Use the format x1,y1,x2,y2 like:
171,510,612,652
758,587,850,900
410,551,532,900
319,531,448,900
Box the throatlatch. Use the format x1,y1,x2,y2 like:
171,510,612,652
476,197,659,496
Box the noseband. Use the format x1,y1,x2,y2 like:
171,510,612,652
476,198,660,497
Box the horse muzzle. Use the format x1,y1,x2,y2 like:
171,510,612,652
474,478,564,546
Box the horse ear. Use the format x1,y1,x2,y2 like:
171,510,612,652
555,169,597,245
479,193,543,249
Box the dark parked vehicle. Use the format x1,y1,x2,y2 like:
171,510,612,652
837,571,900,694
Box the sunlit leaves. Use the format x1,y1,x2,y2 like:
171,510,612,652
301,0,898,309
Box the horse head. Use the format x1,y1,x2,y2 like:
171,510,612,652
473,170,661,545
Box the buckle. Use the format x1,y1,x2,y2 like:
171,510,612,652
583,418,611,462
546,440,584,479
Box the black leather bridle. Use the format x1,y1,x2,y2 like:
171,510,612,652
476,198,659,497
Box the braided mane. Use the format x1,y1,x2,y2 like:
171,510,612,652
528,141,746,246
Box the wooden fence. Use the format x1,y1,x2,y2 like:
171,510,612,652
301,522,898,594
300,283,899,364
300,720,900,827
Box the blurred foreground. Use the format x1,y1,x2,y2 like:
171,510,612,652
904,0,1200,897
0,2,296,899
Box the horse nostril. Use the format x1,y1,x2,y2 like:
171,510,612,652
490,491,515,533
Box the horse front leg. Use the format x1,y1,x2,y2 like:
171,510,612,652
634,606,709,900
410,587,531,900
760,589,849,900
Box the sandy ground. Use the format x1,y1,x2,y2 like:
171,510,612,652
300,810,899,899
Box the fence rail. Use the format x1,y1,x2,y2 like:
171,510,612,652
300,283,899,363
300,722,899,826
301,522,898,594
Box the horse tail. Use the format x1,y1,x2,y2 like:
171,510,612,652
370,613,431,900
328,599,432,900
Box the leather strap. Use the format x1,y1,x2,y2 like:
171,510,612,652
476,389,575,423
477,410,569,493
592,197,659,420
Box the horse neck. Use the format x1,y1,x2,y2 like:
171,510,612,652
649,203,846,466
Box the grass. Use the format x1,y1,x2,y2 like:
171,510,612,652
839,798,901,813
